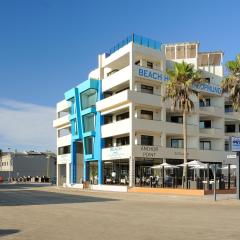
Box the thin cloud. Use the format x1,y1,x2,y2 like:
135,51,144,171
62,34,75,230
0,98,56,152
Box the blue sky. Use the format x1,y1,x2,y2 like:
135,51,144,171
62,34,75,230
0,0,239,151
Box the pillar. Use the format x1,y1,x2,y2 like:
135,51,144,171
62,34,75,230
98,160,103,185
70,141,77,184
129,157,135,187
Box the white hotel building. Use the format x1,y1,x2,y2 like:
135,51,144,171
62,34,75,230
53,34,237,189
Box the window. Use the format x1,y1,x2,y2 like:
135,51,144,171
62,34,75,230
171,116,183,123
199,99,211,107
141,135,154,146
104,137,113,148
77,142,83,154
225,124,236,133
225,142,230,151
84,136,94,155
80,89,97,110
225,105,233,113
116,136,129,146
58,145,71,155
200,141,211,150
103,91,112,98
165,46,175,59
176,46,185,59
135,60,140,66
141,110,153,120
141,84,153,94
204,78,210,84
116,112,129,121
200,120,211,129
82,113,95,132
171,139,183,148
107,69,119,77
115,87,129,94
147,61,153,69
104,115,113,124
187,44,196,58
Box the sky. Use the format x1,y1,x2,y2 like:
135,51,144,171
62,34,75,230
0,0,239,152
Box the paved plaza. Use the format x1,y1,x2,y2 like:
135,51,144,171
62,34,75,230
0,184,240,240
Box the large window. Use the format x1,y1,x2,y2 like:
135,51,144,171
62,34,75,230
81,89,97,110
171,116,183,123
141,135,154,146
187,44,196,58
84,136,94,155
225,124,236,133
200,141,211,150
104,137,113,148
116,112,129,121
176,46,185,59
225,105,233,113
82,113,95,132
200,120,211,129
58,145,71,155
165,46,175,59
199,99,211,107
141,84,153,94
104,115,113,124
171,139,183,148
141,110,153,120
116,136,129,146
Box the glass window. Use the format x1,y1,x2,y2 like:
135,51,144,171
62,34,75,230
200,120,211,129
200,141,211,150
77,142,83,154
176,46,185,59
147,61,153,69
84,136,94,155
199,99,211,107
141,135,154,146
104,115,113,124
166,46,175,59
58,145,71,155
103,91,112,99
116,136,129,146
116,112,129,121
171,116,183,123
104,137,113,148
187,44,197,58
80,89,97,110
141,110,153,120
82,113,95,132
225,125,236,133
171,139,183,148
141,84,153,94
225,105,233,113
135,60,140,66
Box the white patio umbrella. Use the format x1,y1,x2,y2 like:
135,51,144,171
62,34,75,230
221,165,236,170
151,163,179,169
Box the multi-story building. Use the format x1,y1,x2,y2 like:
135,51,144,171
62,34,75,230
53,34,236,189
0,151,56,180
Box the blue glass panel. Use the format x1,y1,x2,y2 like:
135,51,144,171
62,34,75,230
134,34,142,45
155,42,161,50
148,39,155,49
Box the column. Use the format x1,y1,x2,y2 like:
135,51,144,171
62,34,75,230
70,141,77,184
129,157,135,187
83,161,89,182
98,160,103,185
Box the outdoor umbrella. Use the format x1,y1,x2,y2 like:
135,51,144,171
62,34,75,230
221,165,236,170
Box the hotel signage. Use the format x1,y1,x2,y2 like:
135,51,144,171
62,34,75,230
141,145,159,158
231,137,240,152
137,67,169,82
192,83,222,95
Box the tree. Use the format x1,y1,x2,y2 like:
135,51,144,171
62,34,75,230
221,54,240,110
164,62,203,188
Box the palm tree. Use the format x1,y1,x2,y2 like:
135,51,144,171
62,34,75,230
221,54,240,110
164,62,203,188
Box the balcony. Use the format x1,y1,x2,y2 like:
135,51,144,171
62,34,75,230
133,118,163,132
199,106,223,117
101,119,130,138
199,150,231,163
165,122,198,136
102,145,131,160
96,90,130,112
57,135,72,147
225,110,240,120
102,66,130,92
131,91,162,107
199,128,224,138
53,115,70,128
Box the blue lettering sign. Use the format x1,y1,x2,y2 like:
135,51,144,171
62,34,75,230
138,68,168,82
231,137,240,152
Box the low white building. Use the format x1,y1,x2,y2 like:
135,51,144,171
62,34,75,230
53,34,237,189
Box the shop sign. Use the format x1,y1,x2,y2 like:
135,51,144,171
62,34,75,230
138,67,169,82
109,146,124,158
231,137,240,152
141,145,159,158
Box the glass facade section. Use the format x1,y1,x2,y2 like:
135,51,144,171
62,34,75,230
81,89,97,110
84,136,94,155
82,113,95,132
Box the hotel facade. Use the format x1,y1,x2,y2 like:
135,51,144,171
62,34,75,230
53,34,237,190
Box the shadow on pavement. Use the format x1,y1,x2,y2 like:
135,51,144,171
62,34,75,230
0,183,51,190
0,229,20,237
0,189,118,206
